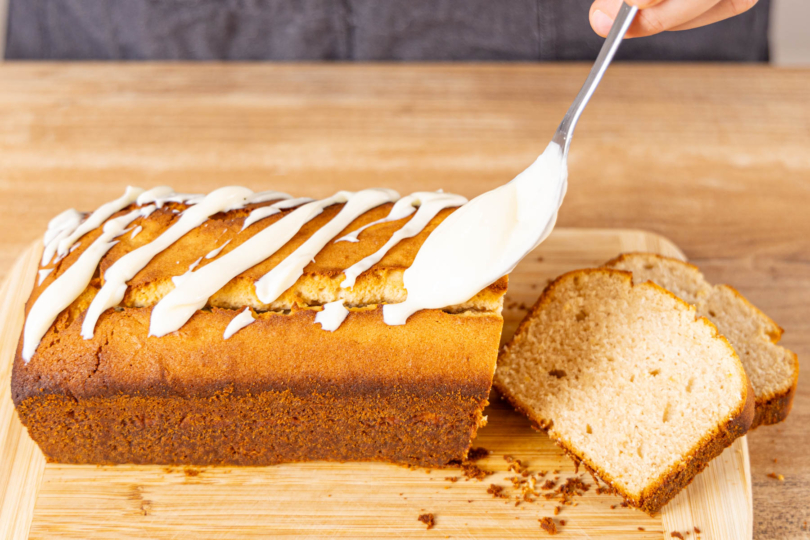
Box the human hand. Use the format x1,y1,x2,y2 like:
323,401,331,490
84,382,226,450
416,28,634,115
589,0,759,38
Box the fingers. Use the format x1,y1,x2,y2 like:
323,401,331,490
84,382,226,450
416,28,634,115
669,0,759,31
624,0,666,8
590,0,726,38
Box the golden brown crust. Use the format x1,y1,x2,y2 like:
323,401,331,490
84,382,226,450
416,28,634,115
18,391,490,467
14,305,502,402
14,305,502,466
751,350,798,427
494,267,754,514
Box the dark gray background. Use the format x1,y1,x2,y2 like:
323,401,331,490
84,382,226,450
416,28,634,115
5,0,770,61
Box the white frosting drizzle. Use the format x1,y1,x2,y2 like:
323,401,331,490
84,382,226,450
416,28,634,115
43,209,83,246
130,225,143,239
240,197,313,232
205,239,232,260
315,300,349,332
26,144,568,356
44,186,145,266
147,195,328,335
384,142,567,325
69,243,81,254
136,186,176,207
22,207,149,361
80,187,255,340
334,195,419,243
40,209,84,267
340,192,467,288
246,190,292,205
254,188,399,304
149,190,365,337
172,257,203,286
37,268,53,285
223,307,256,339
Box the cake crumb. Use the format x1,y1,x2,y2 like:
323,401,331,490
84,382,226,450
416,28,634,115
671,533,685,539
183,468,200,477
638,527,645,531
539,517,558,534
553,506,561,515
487,484,506,498
461,461,493,481
767,472,785,481
418,513,435,530
467,447,489,461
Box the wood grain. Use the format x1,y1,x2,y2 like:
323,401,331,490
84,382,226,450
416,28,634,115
0,63,806,537
0,244,45,540
0,229,751,539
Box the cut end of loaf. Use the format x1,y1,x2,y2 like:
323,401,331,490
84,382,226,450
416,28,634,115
494,268,754,514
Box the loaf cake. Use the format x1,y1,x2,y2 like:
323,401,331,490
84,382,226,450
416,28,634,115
605,253,798,428
494,269,754,514
12,186,506,467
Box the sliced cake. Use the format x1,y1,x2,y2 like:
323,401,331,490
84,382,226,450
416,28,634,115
494,269,754,514
605,253,798,428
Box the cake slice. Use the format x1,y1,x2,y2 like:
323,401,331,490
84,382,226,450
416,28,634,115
494,269,754,514
605,253,798,428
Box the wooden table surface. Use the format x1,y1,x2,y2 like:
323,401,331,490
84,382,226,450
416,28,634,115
0,63,807,538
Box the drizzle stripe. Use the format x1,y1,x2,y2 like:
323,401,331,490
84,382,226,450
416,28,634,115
241,197,313,232
246,191,292,205
334,195,418,243
23,207,148,361
81,187,254,340
255,188,399,304
149,191,355,337
315,300,349,332
205,239,232,260
223,307,256,339
340,192,467,289
45,186,145,266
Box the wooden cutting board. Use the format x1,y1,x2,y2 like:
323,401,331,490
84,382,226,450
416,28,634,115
0,228,752,540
